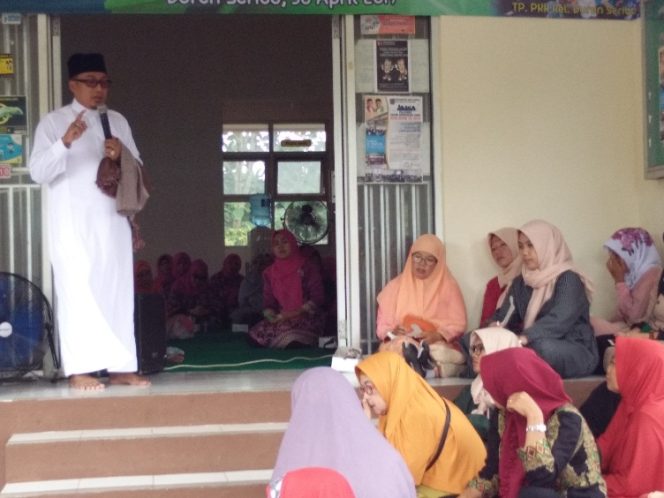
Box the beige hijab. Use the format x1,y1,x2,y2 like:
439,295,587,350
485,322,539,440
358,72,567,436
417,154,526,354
488,227,522,307
520,220,593,328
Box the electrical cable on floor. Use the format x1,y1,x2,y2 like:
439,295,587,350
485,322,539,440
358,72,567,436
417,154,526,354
163,354,334,371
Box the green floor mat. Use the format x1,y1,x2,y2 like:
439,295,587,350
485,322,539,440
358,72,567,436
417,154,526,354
164,332,333,372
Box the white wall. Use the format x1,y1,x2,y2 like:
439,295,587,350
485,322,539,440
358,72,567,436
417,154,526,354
436,15,659,328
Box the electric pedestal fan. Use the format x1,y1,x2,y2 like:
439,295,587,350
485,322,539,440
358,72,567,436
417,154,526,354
282,200,329,245
0,272,59,381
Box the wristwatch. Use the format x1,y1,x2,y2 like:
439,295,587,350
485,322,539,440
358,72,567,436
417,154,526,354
526,423,547,433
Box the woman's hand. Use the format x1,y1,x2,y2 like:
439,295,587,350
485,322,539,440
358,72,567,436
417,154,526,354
607,252,627,283
361,398,373,420
518,335,528,346
506,391,543,422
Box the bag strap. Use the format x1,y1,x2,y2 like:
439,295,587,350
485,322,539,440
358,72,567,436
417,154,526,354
426,399,451,471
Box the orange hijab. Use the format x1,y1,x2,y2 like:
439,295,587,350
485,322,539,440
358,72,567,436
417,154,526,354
520,220,593,328
376,234,467,339
356,351,486,494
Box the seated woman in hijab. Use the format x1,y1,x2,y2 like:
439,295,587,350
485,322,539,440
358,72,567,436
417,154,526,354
356,351,486,498
459,348,606,498
598,337,664,497
269,367,416,498
172,251,192,282
376,234,468,378
153,253,175,298
248,229,325,349
591,227,663,371
230,253,274,328
210,253,244,327
453,327,521,442
490,219,598,378
167,259,219,339
134,260,157,294
479,228,522,328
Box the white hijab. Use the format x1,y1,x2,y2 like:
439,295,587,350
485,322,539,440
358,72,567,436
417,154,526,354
470,327,522,417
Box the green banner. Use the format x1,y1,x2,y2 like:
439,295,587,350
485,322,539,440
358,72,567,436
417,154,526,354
0,0,640,18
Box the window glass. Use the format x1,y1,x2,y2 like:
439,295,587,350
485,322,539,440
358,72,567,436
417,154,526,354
223,201,253,247
222,124,269,152
222,160,265,195
274,123,326,152
277,161,322,194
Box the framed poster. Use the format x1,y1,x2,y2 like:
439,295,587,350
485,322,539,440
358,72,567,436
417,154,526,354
644,0,664,178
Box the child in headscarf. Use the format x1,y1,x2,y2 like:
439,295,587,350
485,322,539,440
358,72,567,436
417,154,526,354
376,234,467,377
461,348,606,498
490,219,598,378
356,351,485,498
270,367,415,498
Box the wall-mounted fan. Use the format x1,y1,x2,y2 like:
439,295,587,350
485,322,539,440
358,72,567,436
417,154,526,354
282,200,329,244
0,272,59,381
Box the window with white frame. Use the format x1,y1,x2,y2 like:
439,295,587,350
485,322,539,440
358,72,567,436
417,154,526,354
221,123,330,247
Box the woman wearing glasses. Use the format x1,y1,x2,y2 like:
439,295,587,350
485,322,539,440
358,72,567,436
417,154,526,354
489,219,599,378
356,351,486,498
453,327,521,441
270,367,416,498
375,234,467,377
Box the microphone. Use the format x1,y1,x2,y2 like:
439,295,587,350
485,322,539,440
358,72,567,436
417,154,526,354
97,104,112,140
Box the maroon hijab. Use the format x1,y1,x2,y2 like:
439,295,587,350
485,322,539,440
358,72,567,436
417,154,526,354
264,229,305,312
481,348,571,498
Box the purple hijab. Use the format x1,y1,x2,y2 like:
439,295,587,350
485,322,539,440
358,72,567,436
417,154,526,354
271,367,415,498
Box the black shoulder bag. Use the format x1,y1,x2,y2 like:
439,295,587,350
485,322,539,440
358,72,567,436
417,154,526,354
426,399,451,471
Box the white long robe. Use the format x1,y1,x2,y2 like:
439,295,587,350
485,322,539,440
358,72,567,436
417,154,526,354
29,99,140,376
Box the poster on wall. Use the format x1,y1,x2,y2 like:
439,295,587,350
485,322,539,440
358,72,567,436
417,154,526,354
0,96,26,134
363,95,423,182
644,0,664,178
364,95,388,169
376,40,409,93
360,15,416,35
0,133,23,165
386,96,422,174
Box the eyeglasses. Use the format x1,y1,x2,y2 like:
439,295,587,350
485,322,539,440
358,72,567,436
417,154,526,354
412,253,437,266
470,344,485,356
72,78,112,89
359,383,376,396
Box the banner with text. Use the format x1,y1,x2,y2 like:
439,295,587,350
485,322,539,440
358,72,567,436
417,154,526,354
0,0,640,19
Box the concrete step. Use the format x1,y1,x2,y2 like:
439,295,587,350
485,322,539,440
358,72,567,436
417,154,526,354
5,423,287,482
1,470,270,497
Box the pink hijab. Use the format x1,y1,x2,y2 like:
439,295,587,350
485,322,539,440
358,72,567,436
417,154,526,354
519,220,593,328
269,468,356,498
264,229,305,313
377,234,467,339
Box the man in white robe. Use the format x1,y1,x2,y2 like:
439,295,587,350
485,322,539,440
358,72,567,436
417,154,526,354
29,53,150,390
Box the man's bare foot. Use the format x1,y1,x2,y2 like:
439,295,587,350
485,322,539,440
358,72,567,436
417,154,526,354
109,372,151,387
69,374,105,391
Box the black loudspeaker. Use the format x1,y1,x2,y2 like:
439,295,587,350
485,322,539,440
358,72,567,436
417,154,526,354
134,293,166,374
